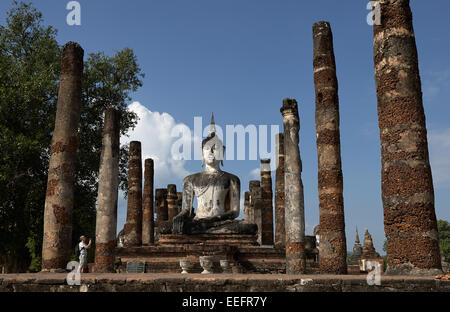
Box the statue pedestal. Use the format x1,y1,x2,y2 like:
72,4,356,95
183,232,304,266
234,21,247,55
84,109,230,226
115,232,289,273
158,233,258,246
118,234,260,273
158,219,258,235
114,233,320,274
115,243,289,274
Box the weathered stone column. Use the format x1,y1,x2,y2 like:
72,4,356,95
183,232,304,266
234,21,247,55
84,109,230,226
275,133,286,249
123,141,142,247
248,190,255,223
42,42,84,271
260,159,274,246
155,188,168,221
154,189,160,218
167,184,178,221
94,108,121,272
280,98,306,274
142,159,154,245
244,191,251,222
177,192,183,215
313,21,347,274
249,180,263,245
372,0,442,275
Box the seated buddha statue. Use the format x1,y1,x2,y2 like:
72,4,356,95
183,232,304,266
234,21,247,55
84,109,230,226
171,114,257,235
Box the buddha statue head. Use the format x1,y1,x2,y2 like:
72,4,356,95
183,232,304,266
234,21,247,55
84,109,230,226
201,113,225,169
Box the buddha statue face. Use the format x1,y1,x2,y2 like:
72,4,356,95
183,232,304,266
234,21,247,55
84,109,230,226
201,133,225,168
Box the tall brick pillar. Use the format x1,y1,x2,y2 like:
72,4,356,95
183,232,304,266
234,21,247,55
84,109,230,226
167,184,178,221
94,108,121,272
280,98,306,274
275,133,286,249
42,42,84,271
142,159,154,245
260,159,274,245
155,188,168,221
313,21,347,274
123,141,142,247
244,191,251,222
177,192,183,215
249,180,263,245
372,0,442,275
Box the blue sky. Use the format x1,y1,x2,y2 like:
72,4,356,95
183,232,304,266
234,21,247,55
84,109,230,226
2,0,450,253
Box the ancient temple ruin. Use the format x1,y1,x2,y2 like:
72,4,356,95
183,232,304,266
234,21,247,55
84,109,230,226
115,116,288,273
38,0,444,278
348,228,383,274
349,228,363,267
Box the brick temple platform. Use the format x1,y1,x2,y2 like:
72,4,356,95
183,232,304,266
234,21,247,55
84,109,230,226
0,273,449,292
158,233,259,245
116,245,295,274
116,233,319,274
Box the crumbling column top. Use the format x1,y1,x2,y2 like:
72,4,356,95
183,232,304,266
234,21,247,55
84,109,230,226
249,180,261,188
313,21,332,34
280,98,299,116
167,184,177,192
62,41,84,55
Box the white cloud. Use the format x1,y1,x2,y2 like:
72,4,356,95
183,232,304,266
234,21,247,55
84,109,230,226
117,101,195,232
428,127,450,188
249,167,260,179
121,101,192,185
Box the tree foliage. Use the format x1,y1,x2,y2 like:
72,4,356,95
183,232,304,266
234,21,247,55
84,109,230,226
438,219,450,263
0,1,143,272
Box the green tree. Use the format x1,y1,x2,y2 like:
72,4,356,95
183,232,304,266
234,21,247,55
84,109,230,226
438,220,450,263
0,1,143,272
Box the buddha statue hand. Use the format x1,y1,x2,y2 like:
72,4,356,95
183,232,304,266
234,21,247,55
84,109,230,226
172,209,190,234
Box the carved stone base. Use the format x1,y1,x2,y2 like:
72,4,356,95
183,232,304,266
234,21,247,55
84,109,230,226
115,242,321,274
158,233,258,246
158,219,258,235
